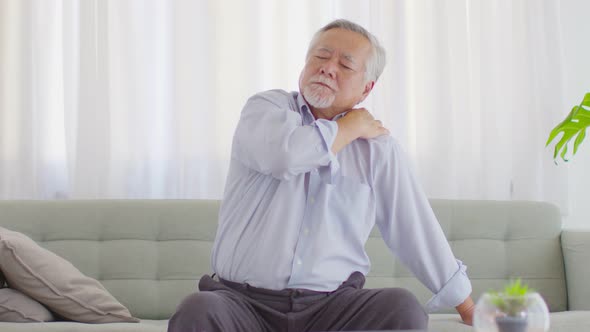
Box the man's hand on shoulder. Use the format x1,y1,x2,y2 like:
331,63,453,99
342,108,390,139
332,108,389,153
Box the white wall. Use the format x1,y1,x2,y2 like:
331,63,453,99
559,0,590,228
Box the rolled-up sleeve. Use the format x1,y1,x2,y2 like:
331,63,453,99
374,137,472,312
424,259,472,312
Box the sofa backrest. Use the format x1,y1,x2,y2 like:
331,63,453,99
0,199,566,319
0,200,218,320
365,199,566,313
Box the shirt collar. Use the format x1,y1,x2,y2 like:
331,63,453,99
295,91,314,124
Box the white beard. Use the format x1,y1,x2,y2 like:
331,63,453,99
302,83,336,108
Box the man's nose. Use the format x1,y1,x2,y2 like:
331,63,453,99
319,59,338,79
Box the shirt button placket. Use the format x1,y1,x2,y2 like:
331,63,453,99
290,170,319,283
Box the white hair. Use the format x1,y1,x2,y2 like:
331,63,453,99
306,19,386,82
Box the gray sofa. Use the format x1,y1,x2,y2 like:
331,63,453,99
0,199,589,332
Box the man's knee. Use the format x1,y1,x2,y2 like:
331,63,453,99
378,288,428,329
168,291,226,332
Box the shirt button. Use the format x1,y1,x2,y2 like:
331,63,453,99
309,197,315,204
304,228,309,235
297,259,302,265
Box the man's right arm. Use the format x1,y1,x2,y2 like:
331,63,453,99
233,94,338,181
233,94,388,180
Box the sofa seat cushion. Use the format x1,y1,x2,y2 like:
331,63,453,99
2,313,589,332
548,311,590,331
429,311,590,332
429,314,474,332
0,320,167,332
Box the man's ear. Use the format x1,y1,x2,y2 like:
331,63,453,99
358,80,375,104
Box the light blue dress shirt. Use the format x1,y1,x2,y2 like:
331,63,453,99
211,90,472,312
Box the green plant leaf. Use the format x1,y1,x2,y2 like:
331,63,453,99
546,93,590,162
574,128,586,154
489,279,534,316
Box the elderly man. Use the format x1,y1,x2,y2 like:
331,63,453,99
168,19,475,332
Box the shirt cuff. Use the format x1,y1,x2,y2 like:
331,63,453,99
314,119,340,178
424,259,472,313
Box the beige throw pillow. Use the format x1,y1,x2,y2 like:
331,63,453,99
0,227,139,323
0,288,55,322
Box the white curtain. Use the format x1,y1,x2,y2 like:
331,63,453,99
0,0,568,211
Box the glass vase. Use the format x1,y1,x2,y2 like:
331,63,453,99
473,292,550,332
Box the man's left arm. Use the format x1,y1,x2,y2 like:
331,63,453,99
373,137,474,324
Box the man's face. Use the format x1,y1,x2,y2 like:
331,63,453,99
299,28,374,114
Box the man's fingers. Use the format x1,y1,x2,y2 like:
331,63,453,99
361,125,389,139
347,111,389,139
374,120,388,136
366,117,389,138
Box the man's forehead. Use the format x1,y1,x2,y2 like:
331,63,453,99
312,29,371,58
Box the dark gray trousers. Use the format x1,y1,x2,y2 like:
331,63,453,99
168,272,428,332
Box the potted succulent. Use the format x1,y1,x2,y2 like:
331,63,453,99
546,92,590,162
489,279,532,332
473,279,550,332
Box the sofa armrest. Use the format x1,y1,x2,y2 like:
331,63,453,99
562,229,590,310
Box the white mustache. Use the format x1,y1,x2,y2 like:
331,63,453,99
311,76,337,91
